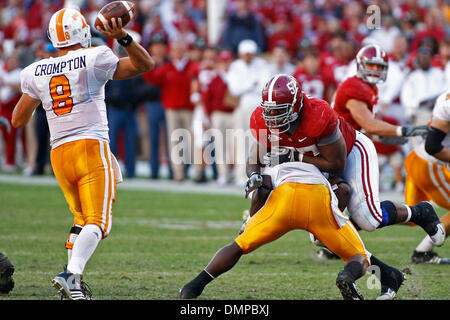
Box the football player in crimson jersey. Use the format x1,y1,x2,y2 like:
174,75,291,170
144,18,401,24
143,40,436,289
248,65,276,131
245,74,445,299
333,44,428,138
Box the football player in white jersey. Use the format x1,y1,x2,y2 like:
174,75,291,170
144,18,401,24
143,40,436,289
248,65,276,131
404,90,450,264
12,8,154,299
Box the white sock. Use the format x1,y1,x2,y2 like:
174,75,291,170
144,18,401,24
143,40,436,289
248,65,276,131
415,235,435,253
67,224,84,265
67,224,102,275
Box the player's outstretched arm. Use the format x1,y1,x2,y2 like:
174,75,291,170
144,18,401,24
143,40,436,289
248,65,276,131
346,99,399,136
425,117,450,162
11,94,41,128
97,18,155,80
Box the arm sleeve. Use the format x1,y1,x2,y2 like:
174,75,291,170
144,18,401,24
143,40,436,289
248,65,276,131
318,123,343,146
93,46,120,82
20,68,39,99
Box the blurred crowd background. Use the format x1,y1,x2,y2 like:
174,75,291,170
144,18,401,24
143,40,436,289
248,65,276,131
1,0,450,191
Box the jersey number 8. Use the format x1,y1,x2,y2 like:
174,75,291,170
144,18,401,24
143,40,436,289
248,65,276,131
50,75,73,116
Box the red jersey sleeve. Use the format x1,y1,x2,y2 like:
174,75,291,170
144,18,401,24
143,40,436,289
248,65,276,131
339,76,377,107
303,97,339,140
250,107,271,148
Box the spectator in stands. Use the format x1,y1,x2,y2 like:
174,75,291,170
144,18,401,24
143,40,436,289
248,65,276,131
221,0,265,56
401,46,447,124
0,51,22,172
365,15,401,53
32,43,57,176
143,39,198,182
411,7,447,53
266,43,295,77
144,34,171,180
436,37,450,69
142,13,169,49
293,46,329,101
190,46,217,183
105,46,145,179
389,34,411,72
208,49,235,185
226,39,270,185
373,115,405,193
266,14,300,57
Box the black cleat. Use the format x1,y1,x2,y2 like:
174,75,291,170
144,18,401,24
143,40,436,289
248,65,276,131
377,267,405,300
411,250,450,264
178,285,203,299
412,202,446,246
336,270,364,300
0,253,14,294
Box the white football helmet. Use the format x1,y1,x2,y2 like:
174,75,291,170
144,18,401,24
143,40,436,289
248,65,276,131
48,8,91,48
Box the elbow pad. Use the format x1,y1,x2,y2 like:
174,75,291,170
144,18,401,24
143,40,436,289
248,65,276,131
424,126,446,155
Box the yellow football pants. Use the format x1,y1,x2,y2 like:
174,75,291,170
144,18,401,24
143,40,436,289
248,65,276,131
51,139,116,238
235,183,368,261
405,150,450,209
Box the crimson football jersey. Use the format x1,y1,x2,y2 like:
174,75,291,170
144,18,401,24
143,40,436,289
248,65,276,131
251,93,356,157
293,69,326,100
333,75,378,131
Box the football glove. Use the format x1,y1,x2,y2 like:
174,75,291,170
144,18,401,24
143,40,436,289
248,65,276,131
244,172,263,198
0,253,14,294
400,125,429,137
263,147,303,167
373,135,408,145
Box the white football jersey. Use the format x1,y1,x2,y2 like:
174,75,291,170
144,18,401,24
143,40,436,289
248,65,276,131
20,45,119,148
263,162,348,227
415,90,450,164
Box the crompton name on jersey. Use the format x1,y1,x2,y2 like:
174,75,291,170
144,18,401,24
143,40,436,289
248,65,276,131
34,55,86,76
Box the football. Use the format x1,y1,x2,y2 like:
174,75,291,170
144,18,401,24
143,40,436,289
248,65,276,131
95,1,135,31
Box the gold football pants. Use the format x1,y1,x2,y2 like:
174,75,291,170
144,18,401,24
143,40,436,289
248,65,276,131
51,139,116,238
235,183,368,261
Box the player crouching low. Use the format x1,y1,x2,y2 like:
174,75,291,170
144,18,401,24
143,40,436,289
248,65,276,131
12,7,154,299
180,161,388,300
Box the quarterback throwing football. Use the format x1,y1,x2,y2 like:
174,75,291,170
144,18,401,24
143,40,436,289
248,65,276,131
12,8,154,299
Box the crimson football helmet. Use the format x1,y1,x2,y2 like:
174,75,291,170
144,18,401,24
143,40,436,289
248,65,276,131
356,44,388,84
261,74,303,134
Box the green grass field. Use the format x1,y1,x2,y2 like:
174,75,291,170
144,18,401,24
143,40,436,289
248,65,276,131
0,181,448,300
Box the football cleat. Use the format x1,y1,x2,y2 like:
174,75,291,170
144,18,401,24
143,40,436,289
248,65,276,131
413,202,446,246
52,269,88,300
411,250,450,264
336,270,364,300
377,268,405,300
317,248,340,261
178,285,202,299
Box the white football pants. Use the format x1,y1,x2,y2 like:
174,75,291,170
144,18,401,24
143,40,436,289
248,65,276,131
339,131,384,231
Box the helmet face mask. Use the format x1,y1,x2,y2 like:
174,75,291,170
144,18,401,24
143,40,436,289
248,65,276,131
48,8,91,49
261,102,294,133
261,74,302,134
356,45,388,85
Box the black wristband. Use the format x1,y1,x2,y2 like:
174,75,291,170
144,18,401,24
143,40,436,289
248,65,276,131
118,33,133,46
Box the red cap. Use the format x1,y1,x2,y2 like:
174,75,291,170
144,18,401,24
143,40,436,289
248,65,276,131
219,50,234,61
